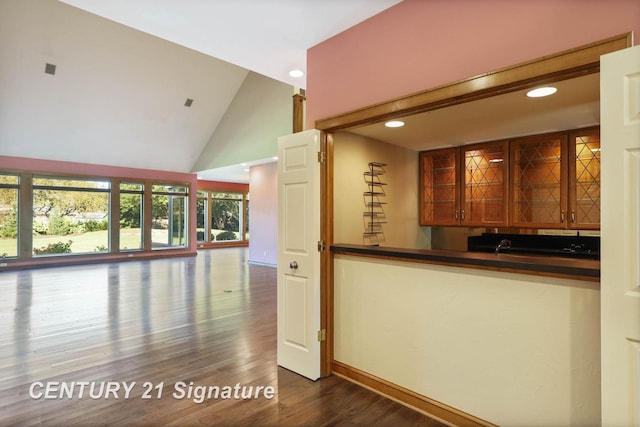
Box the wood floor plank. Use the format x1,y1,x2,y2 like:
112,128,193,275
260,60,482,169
0,248,446,426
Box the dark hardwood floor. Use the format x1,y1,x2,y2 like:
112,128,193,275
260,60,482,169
0,248,446,426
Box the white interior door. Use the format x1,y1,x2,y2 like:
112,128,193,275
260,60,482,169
277,129,321,380
601,44,640,426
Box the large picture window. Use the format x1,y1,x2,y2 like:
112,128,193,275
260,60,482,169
0,174,19,258
151,184,188,249
0,170,192,263
32,177,110,256
195,189,248,245
211,192,243,242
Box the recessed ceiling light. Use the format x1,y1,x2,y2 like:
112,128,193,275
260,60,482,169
385,120,405,128
526,87,557,98
289,69,304,78
272,156,278,160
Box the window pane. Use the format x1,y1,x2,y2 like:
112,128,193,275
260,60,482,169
32,188,109,256
0,174,19,185
197,190,207,198
212,192,242,200
120,193,143,251
120,182,143,192
211,198,241,242
34,177,110,189
152,184,188,194
0,188,18,258
196,198,206,242
152,194,187,249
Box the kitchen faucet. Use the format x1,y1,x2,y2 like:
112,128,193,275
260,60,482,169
495,239,512,254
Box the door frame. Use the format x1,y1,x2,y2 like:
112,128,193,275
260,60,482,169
315,32,631,412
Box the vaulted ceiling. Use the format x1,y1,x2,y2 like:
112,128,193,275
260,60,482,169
0,0,402,182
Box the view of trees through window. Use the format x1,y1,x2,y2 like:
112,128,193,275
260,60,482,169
120,182,143,251
0,173,191,260
0,174,19,258
151,184,188,249
32,177,110,256
197,191,248,244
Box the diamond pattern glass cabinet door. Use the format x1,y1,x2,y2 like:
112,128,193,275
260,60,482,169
511,135,565,227
420,148,458,225
570,128,600,229
462,142,507,226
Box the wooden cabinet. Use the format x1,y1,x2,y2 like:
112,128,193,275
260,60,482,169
510,127,601,229
419,142,508,226
569,127,600,229
510,132,567,228
420,127,600,229
461,141,509,226
419,148,459,226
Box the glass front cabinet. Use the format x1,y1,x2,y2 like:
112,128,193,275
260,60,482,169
419,141,509,227
420,126,600,230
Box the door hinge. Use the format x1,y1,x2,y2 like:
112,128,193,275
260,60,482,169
317,240,326,252
317,329,326,342
317,151,326,163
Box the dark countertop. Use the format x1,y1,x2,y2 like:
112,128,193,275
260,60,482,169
331,244,600,282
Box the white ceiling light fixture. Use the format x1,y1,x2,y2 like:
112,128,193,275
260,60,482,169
385,120,405,128
289,69,304,78
526,87,557,98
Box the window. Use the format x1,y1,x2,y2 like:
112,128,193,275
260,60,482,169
32,177,110,256
0,174,19,258
211,192,243,242
151,184,188,249
196,191,207,243
120,182,143,251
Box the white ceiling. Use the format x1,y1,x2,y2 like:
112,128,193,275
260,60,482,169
349,73,601,151
58,0,404,89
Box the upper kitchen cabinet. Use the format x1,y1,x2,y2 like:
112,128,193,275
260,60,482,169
568,126,600,229
420,141,508,227
461,141,509,227
419,148,459,226
510,132,567,228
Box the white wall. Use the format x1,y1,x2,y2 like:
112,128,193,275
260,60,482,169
248,162,277,266
333,132,430,249
0,0,248,173
192,72,293,171
334,255,601,426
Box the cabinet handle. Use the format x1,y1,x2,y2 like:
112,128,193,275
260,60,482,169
571,210,576,223
455,211,459,221
461,210,465,221
560,210,565,223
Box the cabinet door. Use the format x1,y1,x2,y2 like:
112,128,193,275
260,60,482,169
568,127,600,229
419,148,459,226
510,133,567,228
461,141,508,226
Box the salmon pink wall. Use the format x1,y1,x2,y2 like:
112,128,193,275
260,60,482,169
197,180,249,193
306,0,639,126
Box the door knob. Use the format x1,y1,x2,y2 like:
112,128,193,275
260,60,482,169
289,261,298,270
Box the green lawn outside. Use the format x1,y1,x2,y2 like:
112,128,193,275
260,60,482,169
0,228,145,256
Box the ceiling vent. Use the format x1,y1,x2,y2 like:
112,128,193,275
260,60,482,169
184,98,194,107
45,63,56,75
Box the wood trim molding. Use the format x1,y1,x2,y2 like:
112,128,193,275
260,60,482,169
293,93,306,133
315,33,632,132
332,360,497,427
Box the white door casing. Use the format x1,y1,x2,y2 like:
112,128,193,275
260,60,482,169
277,129,321,381
601,44,640,426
